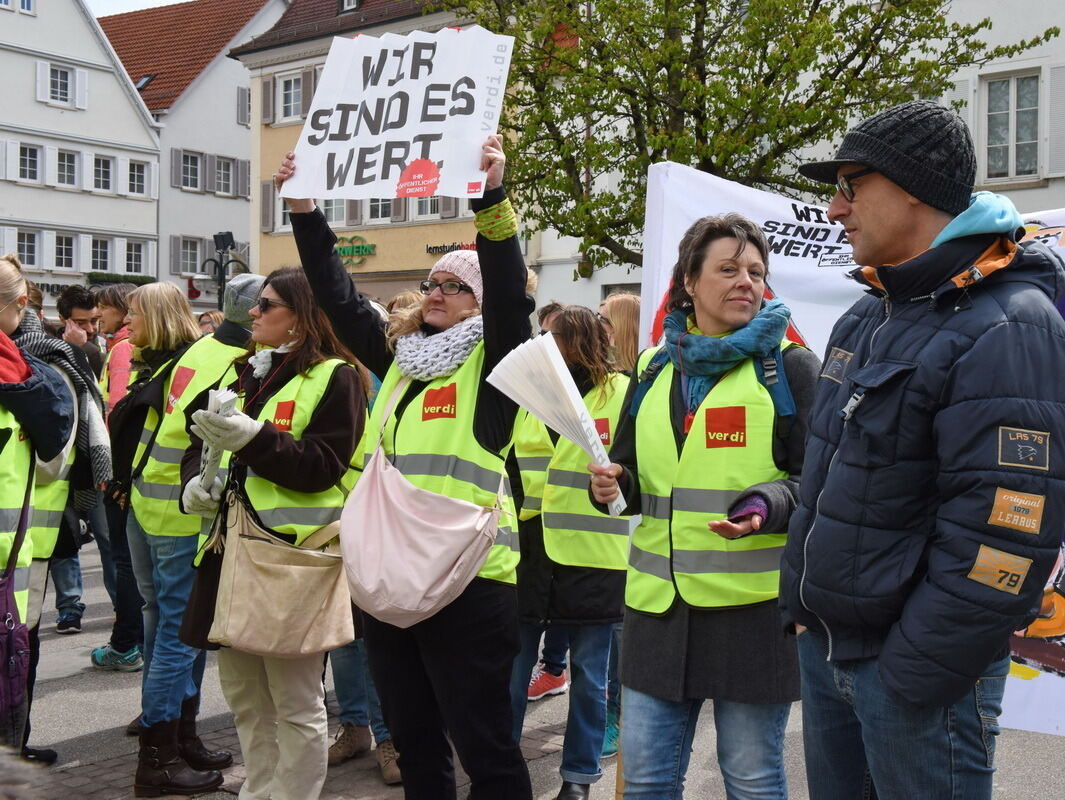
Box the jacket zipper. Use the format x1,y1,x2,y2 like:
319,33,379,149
799,297,892,661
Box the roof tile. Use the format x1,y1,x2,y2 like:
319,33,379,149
99,0,273,112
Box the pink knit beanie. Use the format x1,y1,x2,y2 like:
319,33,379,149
428,250,482,307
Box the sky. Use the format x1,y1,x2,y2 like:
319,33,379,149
85,0,177,16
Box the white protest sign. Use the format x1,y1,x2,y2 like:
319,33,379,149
642,161,866,357
282,26,513,200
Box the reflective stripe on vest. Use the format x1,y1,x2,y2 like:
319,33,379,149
536,374,632,570
132,336,244,537
28,451,73,560
234,359,356,545
0,409,35,623
514,410,551,521
371,343,519,584
627,345,789,613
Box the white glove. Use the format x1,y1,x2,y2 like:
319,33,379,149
191,409,263,453
183,477,223,518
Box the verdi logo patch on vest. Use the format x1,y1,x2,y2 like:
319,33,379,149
595,417,611,446
705,406,746,448
166,366,196,414
423,383,457,420
273,400,295,431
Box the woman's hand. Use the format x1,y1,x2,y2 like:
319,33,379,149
708,514,762,539
274,151,316,214
481,134,506,191
589,461,622,505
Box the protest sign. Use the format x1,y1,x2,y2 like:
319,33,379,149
281,26,513,201
642,161,1065,736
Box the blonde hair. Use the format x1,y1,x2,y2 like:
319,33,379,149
128,282,200,351
0,254,28,307
601,292,640,372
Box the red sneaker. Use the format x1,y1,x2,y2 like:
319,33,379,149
527,666,569,701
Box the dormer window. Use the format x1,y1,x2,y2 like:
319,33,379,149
338,0,357,12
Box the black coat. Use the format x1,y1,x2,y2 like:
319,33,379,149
781,233,1065,707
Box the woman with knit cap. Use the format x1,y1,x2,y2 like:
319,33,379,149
275,134,533,800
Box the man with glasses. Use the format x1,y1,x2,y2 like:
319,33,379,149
781,100,1065,799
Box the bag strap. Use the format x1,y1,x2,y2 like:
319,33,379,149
370,375,413,454
300,522,340,551
5,459,36,577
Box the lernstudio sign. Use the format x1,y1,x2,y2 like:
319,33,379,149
282,27,513,202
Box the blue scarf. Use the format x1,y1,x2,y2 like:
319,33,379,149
663,299,791,414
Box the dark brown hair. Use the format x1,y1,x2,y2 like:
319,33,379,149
666,214,769,313
259,267,366,384
536,300,565,327
551,305,615,408
95,282,139,315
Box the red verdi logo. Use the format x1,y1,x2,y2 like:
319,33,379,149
423,383,457,420
595,417,611,446
166,366,196,414
705,406,747,448
274,400,295,432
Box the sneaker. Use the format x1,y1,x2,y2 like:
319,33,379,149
327,723,371,766
55,614,81,634
90,643,143,672
21,746,58,765
528,665,568,701
375,739,402,785
601,707,619,758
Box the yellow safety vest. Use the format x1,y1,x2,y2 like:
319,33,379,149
0,405,35,622
627,345,790,613
228,358,356,545
369,342,520,584
28,447,73,560
131,336,245,536
515,374,631,570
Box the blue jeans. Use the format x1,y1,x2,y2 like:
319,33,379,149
126,508,204,726
621,685,790,799
797,631,1008,800
330,638,390,744
542,626,569,675
511,623,612,784
49,556,85,618
607,621,623,717
85,498,117,605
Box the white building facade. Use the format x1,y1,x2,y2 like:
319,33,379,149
0,0,160,314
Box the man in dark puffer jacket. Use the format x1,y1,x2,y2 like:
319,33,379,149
782,100,1065,799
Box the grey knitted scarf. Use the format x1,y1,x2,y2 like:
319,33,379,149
393,316,483,381
14,312,112,510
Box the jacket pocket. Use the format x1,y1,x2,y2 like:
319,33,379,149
840,361,917,467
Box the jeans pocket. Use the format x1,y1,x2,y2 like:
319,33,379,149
973,664,1008,768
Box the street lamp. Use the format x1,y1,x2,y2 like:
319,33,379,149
200,231,247,310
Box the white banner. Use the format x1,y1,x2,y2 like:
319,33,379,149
282,26,513,200
642,161,1065,736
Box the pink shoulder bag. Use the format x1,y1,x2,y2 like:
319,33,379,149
339,376,505,628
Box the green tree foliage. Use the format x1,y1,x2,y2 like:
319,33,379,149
434,0,1057,268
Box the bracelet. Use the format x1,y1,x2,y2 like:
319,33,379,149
474,198,519,241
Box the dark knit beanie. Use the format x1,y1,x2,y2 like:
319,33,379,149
799,100,976,216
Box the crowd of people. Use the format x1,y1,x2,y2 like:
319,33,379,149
0,106,1063,800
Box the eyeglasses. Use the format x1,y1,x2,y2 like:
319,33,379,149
256,297,292,314
419,279,474,297
836,167,877,202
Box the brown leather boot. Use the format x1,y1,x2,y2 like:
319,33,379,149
134,718,223,797
177,695,233,771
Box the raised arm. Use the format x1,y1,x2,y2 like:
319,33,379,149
276,154,392,378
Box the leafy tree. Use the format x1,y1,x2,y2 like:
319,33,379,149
433,0,1057,269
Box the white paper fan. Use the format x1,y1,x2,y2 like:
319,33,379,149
488,333,626,517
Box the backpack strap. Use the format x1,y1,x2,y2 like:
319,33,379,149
628,347,671,418
754,344,797,420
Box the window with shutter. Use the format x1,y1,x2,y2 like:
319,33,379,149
982,72,1040,181
237,86,251,126
261,76,274,123
1046,65,1065,178
261,181,275,232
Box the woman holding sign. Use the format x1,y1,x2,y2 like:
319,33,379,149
275,135,534,800
589,215,820,800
